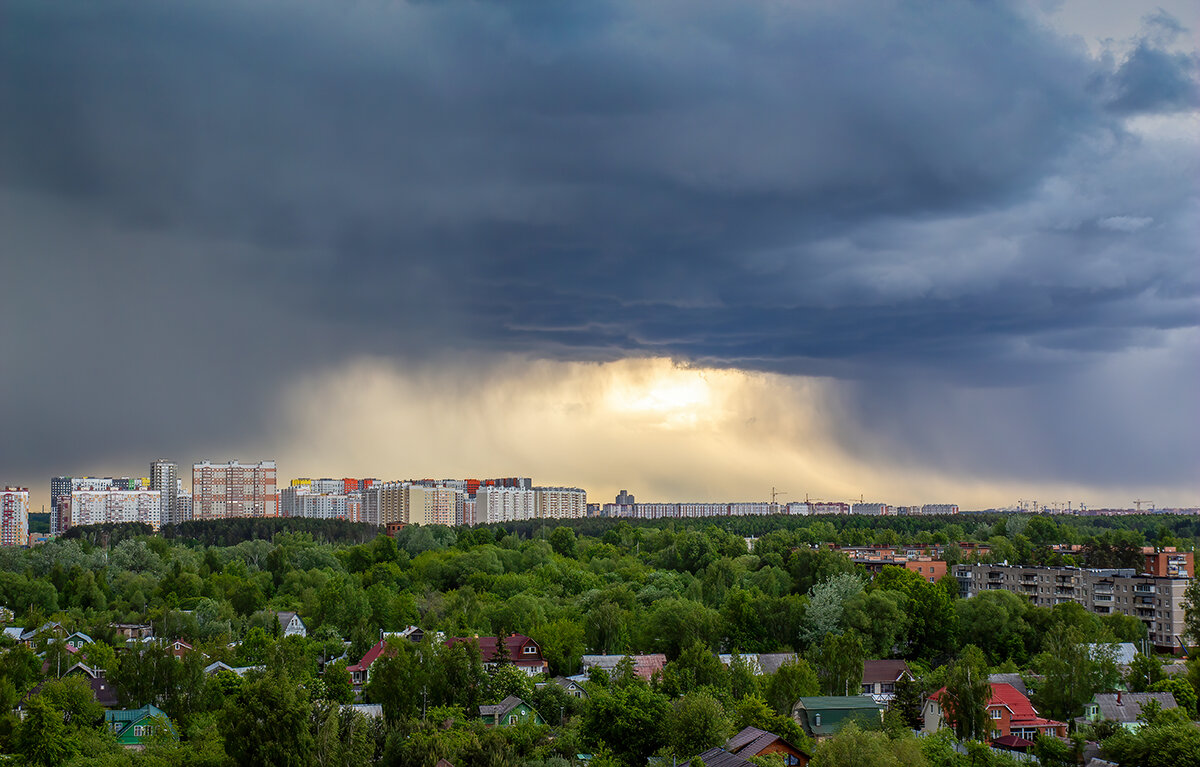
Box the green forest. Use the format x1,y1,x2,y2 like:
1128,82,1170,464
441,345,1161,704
2,513,1199,767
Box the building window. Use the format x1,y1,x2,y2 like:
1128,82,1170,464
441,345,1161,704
992,729,1001,739
814,714,821,727
523,646,537,654
991,709,1002,719
862,684,872,694
509,715,518,725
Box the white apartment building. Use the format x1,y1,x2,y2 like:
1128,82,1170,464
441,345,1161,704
71,489,162,529
1,487,30,547
921,504,960,515
534,487,587,520
852,503,892,516
477,486,536,524
409,485,462,526
280,486,363,521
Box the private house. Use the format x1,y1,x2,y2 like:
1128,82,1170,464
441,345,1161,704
165,639,194,659
3,621,65,647
549,676,588,699
64,631,94,651
686,747,755,767
63,662,119,707
924,682,1067,746
0,606,13,623
204,661,257,678
792,696,885,739
479,696,544,727
1079,692,1178,733
105,705,177,749
448,635,549,677
347,639,393,694
861,660,914,704
716,653,801,676
382,625,424,643
579,653,667,681
110,623,154,641
276,611,307,638
725,725,810,766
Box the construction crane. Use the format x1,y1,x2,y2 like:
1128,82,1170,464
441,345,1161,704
1134,499,1152,512
770,487,786,504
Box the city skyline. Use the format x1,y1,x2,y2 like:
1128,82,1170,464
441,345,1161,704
2,2,1197,513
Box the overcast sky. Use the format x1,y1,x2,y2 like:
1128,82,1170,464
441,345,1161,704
1,1,1197,511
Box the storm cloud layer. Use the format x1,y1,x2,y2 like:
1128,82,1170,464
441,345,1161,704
1,1,1197,504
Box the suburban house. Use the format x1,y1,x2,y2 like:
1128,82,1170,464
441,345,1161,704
725,725,810,766
716,653,801,676
204,661,257,678
63,662,119,707
479,696,545,727
105,705,177,749
1079,692,1178,732
347,639,393,694
861,660,914,704
686,748,754,767
792,696,885,739
448,635,549,677
64,631,94,651
110,622,154,641
382,625,424,643
924,682,1067,746
164,639,194,659
3,621,65,647
549,676,588,699
276,611,307,638
579,653,667,681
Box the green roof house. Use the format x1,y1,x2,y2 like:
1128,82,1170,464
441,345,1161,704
104,705,177,749
791,696,884,739
479,696,545,727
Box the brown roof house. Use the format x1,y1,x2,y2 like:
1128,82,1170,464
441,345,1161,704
725,725,810,766
860,660,914,704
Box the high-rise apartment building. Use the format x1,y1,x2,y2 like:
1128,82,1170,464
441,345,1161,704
150,460,179,526
192,460,278,519
409,485,462,526
535,487,587,519
1,487,30,547
280,485,363,521
362,482,409,526
70,489,162,529
477,486,536,524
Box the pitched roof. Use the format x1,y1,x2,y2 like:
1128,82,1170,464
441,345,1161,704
862,660,912,684
479,695,528,720
725,726,807,758
347,639,392,673
448,635,543,665
987,674,1028,697
932,683,1065,730
757,653,800,675
1092,692,1178,723
687,747,754,767
579,653,667,680
795,696,884,710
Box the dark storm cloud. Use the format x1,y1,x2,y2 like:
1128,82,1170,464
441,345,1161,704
0,0,1197,489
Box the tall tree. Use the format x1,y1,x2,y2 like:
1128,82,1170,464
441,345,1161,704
221,671,314,767
808,631,864,696
940,645,991,742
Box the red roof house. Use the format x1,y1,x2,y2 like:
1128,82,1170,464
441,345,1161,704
924,682,1066,743
446,635,548,676
347,639,394,693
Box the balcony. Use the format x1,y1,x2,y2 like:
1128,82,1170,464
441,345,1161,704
1093,593,1113,602
988,571,1004,580
1134,584,1156,594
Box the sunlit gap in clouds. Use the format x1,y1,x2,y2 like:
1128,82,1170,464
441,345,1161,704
253,355,1130,509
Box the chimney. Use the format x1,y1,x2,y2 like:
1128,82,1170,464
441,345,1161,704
1117,691,1122,706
